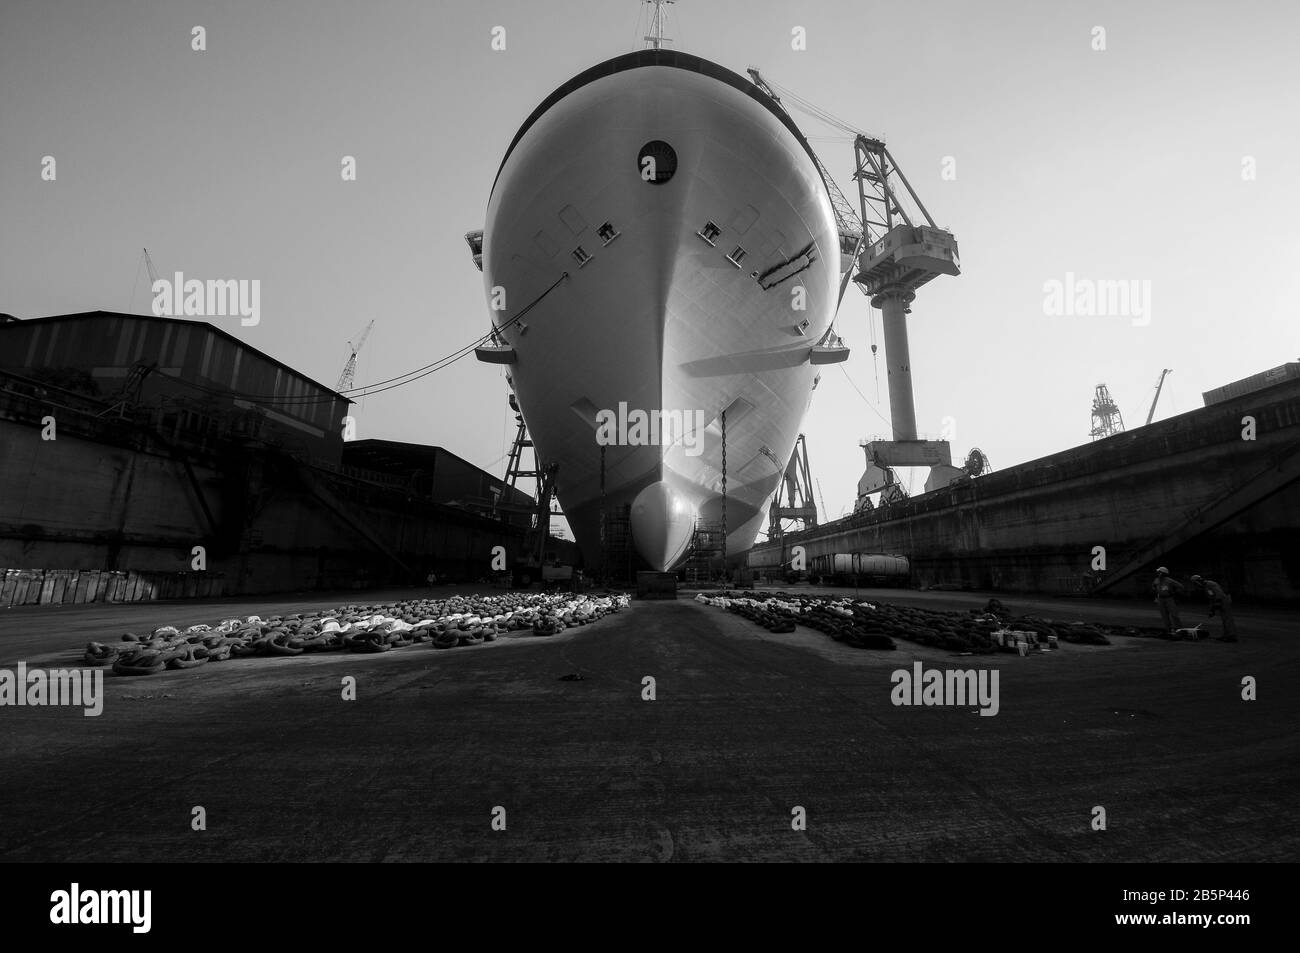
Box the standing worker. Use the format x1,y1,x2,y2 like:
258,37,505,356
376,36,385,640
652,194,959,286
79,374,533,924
1191,575,1238,643
1151,567,1185,635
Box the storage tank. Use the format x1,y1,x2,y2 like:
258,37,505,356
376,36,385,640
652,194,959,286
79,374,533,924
817,553,910,587
856,554,910,577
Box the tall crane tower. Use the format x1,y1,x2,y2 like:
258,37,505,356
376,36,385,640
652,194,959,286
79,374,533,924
336,320,375,392
850,137,960,446
747,71,963,497
1090,384,1125,440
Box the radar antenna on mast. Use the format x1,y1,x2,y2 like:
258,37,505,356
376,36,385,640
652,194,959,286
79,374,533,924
644,0,674,49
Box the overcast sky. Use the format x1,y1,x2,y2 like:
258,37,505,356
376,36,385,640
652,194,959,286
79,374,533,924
2,0,1296,528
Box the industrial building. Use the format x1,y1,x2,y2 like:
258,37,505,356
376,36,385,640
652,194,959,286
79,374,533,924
0,311,350,463
340,439,534,528
0,311,539,603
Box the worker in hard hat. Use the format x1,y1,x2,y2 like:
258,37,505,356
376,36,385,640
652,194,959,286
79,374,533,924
1190,575,1238,643
1151,567,1184,635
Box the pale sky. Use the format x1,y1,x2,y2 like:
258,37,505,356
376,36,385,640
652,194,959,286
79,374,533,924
2,0,1297,528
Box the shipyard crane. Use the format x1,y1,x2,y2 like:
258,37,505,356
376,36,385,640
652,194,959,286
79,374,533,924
1090,383,1125,440
748,70,966,501
336,320,375,392
1146,368,1173,425
768,433,819,538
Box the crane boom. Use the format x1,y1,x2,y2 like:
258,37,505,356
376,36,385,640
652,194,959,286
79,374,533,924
142,247,160,286
747,68,865,309
1146,368,1173,425
748,65,961,479
350,320,374,356
337,319,375,392
746,68,863,240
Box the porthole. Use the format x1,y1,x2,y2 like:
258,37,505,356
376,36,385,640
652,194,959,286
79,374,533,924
638,140,677,184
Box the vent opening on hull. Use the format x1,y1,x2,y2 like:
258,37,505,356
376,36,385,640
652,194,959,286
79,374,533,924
598,222,620,246
571,246,593,267
726,246,747,268
697,222,721,246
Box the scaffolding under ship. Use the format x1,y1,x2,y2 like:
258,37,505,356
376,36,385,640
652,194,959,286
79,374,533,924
472,47,850,572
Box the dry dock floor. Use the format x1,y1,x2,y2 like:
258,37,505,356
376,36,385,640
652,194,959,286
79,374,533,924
1,585,1295,862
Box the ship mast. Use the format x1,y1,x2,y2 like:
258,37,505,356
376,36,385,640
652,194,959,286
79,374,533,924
644,0,673,49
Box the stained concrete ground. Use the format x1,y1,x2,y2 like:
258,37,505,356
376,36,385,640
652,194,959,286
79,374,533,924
0,584,1294,862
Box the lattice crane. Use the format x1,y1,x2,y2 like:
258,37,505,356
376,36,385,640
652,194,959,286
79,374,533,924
337,320,375,392
747,69,965,503
1090,383,1125,440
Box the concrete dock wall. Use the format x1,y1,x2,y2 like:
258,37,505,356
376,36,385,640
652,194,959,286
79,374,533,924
751,381,1300,602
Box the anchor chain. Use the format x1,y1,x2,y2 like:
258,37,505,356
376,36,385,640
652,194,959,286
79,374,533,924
721,409,727,579
599,444,606,585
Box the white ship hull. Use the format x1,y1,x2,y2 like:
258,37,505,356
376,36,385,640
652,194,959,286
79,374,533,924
482,51,838,571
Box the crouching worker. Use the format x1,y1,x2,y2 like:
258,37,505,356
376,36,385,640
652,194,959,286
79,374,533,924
1191,575,1238,643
